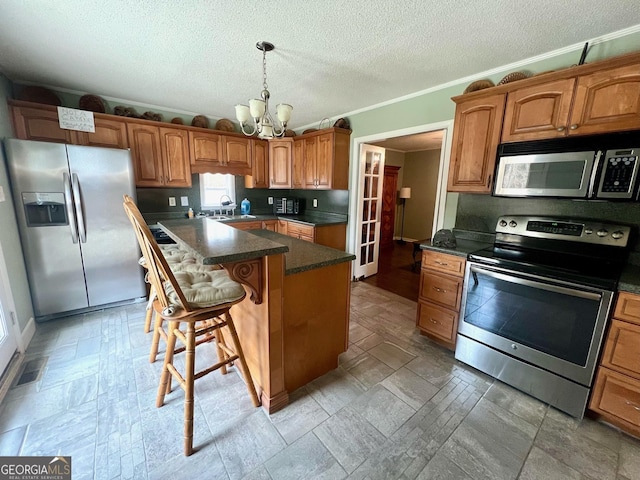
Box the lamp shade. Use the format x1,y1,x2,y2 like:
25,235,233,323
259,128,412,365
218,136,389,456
249,98,266,118
400,187,412,199
276,103,293,122
235,104,250,123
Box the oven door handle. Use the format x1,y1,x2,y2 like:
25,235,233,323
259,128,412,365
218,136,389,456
469,265,602,301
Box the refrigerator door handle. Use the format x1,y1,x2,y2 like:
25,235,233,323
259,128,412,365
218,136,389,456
71,173,87,243
63,172,79,244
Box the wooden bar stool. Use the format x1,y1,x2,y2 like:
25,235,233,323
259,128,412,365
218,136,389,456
123,195,260,455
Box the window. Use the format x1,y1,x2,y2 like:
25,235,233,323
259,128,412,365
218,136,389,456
200,173,236,208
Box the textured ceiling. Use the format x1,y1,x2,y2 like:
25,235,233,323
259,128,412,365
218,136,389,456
0,1,638,129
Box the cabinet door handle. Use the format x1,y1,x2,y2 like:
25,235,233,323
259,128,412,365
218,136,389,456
433,287,447,293
556,126,565,132
570,124,578,130
430,319,438,324
626,401,640,411
434,261,448,266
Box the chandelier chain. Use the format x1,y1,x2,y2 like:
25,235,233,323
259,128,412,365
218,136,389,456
262,49,268,90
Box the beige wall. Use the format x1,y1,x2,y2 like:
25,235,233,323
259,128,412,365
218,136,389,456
400,149,441,241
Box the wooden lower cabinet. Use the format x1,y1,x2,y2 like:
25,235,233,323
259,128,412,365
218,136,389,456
589,291,640,438
417,301,458,345
416,250,465,350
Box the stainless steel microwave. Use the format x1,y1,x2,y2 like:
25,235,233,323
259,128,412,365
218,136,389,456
493,132,640,200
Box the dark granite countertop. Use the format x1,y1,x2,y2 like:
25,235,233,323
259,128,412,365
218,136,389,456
247,230,355,275
158,218,288,264
619,264,640,294
419,229,494,258
148,212,347,227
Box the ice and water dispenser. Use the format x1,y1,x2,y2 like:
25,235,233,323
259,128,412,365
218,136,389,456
22,192,68,226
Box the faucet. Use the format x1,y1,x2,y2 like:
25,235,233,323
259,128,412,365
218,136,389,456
220,195,232,206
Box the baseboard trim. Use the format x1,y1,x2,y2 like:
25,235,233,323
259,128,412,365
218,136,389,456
20,317,36,352
0,352,24,405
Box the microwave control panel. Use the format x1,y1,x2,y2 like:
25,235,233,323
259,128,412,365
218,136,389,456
597,148,640,198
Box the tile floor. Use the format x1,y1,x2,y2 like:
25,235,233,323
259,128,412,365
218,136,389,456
1,281,639,479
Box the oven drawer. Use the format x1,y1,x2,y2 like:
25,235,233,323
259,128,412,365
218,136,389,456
422,250,465,277
602,319,640,379
590,367,640,433
417,301,457,344
419,271,463,310
614,292,640,326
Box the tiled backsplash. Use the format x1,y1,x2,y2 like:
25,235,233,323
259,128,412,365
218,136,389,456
455,193,640,252
136,174,349,217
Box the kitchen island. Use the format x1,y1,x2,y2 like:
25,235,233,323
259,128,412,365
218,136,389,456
158,218,355,413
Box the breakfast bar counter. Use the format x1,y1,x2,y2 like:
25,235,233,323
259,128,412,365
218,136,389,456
157,218,355,413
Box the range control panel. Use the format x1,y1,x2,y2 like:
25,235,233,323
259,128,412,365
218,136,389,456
495,215,631,247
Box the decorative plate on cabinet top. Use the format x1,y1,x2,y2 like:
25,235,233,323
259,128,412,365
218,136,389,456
463,79,494,94
79,94,106,113
191,115,209,128
215,118,235,132
18,86,61,106
498,71,529,85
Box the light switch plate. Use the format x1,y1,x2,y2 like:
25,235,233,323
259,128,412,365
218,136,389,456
313,199,318,208
168,197,176,206
180,196,189,206
0,186,5,202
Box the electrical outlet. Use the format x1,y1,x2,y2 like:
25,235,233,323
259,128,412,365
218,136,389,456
180,196,189,206
268,196,273,205
313,198,318,208
168,197,176,207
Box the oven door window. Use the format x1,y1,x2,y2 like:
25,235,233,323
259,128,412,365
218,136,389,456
463,267,602,367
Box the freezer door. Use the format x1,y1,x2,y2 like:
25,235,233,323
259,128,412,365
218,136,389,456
4,139,88,316
67,145,145,306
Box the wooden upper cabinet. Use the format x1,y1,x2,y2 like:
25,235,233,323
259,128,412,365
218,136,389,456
269,138,292,188
316,133,334,189
570,63,640,135
10,104,72,143
303,136,318,188
127,123,164,186
189,130,223,171
222,136,251,173
448,93,506,193
502,78,576,142
245,139,269,188
298,129,349,190
128,124,191,187
159,127,191,187
72,117,129,148
292,139,304,188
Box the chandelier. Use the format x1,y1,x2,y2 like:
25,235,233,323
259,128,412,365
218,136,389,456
235,41,292,139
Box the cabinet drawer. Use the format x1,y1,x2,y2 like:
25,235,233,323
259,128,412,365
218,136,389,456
421,250,465,277
417,301,457,344
227,221,262,231
419,271,463,310
287,223,315,242
590,367,640,430
602,319,640,379
614,292,640,326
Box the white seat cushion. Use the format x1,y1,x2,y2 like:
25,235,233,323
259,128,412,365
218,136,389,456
165,270,245,308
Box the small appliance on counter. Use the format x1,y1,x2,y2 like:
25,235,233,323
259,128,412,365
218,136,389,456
273,197,302,215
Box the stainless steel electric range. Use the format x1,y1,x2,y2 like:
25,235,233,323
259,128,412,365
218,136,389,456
455,215,633,417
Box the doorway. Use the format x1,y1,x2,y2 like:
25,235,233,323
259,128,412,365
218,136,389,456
349,122,453,301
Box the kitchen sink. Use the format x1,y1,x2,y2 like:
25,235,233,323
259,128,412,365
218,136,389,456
208,215,230,220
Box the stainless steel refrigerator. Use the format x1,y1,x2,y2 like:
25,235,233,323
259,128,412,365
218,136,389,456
4,139,146,319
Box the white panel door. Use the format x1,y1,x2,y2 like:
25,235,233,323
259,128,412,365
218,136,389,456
0,243,19,376
354,144,385,279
